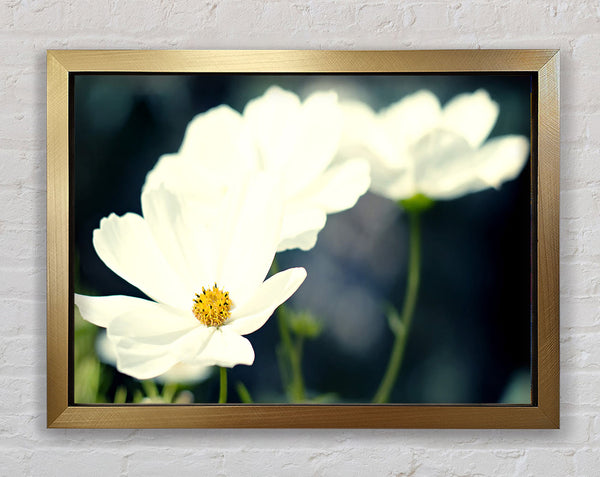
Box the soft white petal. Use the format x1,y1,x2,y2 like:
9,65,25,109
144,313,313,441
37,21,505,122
92,213,190,308
75,294,157,328
421,169,490,200
277,229,320,252
227,267,307,335
475,135,530,188
141,187,215,294
291,158,371,214
279,90,343,197
378,172,418,201
177,105,257,174
107,304,198,344
278,206,326,252
411,128,476,196
108,310,214,379
155,363,212,385
115,347,179,380
95,330,211,384
380,90,441,154
143,153,229,207
340,100,401,170
185,327,255,368
243,86,302,171
442,89,499,149
215,173,284,306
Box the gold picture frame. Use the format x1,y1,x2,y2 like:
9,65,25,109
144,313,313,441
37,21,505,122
47,49,559,428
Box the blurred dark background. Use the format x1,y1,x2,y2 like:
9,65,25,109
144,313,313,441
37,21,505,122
73,73,532,404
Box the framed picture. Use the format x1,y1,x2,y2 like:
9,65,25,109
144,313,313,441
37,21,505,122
47,50,559,428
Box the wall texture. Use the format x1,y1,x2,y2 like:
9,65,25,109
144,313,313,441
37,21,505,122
1,1,598,475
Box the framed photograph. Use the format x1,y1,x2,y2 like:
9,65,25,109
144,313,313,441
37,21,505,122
47,50,559,428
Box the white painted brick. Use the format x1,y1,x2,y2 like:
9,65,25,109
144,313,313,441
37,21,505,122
561,188,600,220
521,449,576,477
561,296,600,328
587,113,600,145
307,2,357,29
407,3,453,32
414,449,522,476
0,376,43,413
0,267,45,301
575,448,600,476
562,145,600,190
0,451,32,476
0,335,44,375
0,150,45,187
563,70,600,111
0,299,46,336
12,0,67,32
31,450,123,477
561,333,600,370
561,260,600,299
356,3,402,34
562,371,600,408
571,34,600,72
126,449,223,476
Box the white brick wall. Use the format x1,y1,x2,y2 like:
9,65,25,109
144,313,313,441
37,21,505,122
1,0,598,475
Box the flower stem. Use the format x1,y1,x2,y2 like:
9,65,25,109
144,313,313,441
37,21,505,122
236,381,254,404
272,258,306,402
277,305,306,402
219,367,227,404
161,382,178,404
373,210,422,404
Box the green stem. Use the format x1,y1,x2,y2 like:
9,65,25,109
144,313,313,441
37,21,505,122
161,382,178,404
236,381,254,404
219,367,228,404
373,211,422,404
277,305,306,402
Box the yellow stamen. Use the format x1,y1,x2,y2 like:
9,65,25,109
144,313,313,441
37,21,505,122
192,283,233,327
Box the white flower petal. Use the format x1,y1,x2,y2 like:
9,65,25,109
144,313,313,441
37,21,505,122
475,135,530,188
215,173,284,306
95,330,212,384
278,206,326,252
106,300,198,343
155,363,212,385
227,267,307,335
178,105,257,174
75,294,156,328
340,101,401,170
277,229,320,252
243,86,302,171
141,187,215,293
115,347,179,380
292,158,371,214
442,89,499,149
380,90,441,154
279,90,343,196
186,327,255,368
143,153,229,206
411,128,476,197
92,213,190,308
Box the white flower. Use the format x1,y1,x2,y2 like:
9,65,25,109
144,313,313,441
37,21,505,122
95,331,212,385
145,86,371,251
75,173,307,380
340,89,530,201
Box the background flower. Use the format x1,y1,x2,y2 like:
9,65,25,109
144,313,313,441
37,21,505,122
75,173,306,380
340,89,530,201
145,86,371,252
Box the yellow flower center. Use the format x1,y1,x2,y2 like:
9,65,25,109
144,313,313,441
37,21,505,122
192,284,233,327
